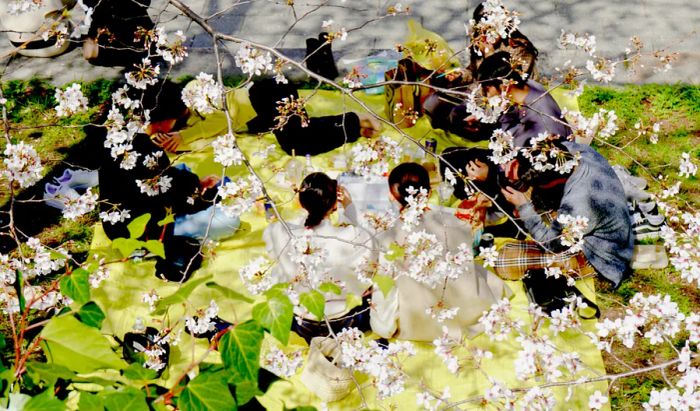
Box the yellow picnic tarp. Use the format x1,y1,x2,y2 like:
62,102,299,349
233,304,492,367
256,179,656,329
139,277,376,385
89,88,610,410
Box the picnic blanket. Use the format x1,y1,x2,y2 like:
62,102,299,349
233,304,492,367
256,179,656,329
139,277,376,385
87,87,610,410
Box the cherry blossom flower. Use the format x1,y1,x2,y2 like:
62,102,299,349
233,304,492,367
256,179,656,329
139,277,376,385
262,346,304,378
679,152,698,178
235,43,273,76
2,142,44,188
239,256,277,295
62,188,98,220
212,133,244,167
181,72,223,115
588,391,608,410
55,83,89,117
559,30,597,56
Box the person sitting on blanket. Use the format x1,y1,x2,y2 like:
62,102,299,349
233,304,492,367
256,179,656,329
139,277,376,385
476,51,571,147
263,172,377,344
145,78,381,156
493,135,634,287
465,1,539,83
439,147,524,239
367,163,511,341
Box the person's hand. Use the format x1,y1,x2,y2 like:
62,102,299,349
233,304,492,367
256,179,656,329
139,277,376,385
466,159,489,182
152,132,183,152
337,185,353,208
357,113,381,138
501,186,529,207
199,175,221,193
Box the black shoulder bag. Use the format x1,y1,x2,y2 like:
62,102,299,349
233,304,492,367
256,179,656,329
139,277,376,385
522,269,600,319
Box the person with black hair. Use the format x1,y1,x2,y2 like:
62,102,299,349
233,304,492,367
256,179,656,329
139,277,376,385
82,0,155,67
262,172,376,343
439,147,524,239
476,51,571,148
493,137,633,287
144,78,381,156
366,163,510,341
465,1,539,82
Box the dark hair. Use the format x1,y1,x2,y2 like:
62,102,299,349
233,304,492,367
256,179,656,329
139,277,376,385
439,147,498,200
388,163,430,206
299,172,338,228
472,2,487,21
476,51,525,88
137,80,188,124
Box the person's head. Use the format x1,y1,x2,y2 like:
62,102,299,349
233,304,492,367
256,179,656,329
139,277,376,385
140,80,190,135
388,162,431,207
440,147,495,199
299,172,338,228
502,137,574,190
476,51,526,96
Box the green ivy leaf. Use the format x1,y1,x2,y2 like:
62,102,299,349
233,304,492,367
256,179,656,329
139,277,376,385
100,387,149,411
23,390,65,411
77,301,106,329
157,212,175,227
123,363,157,381
40,315,127,373
59,268,90,305
144,240,165,258
111,237,145,258
264,283,289,299
252,294,293,345
206,282,254,304
127,213,151,239
152,275,213,315
78,392,104,411
177,371,236,411
319,282,342,295
373,274,395,298
384,242,405,262
234,380,262,406
345,293,362,311
299,290,325,321
26,362,75,387
219,320,264,384
14,270,25,313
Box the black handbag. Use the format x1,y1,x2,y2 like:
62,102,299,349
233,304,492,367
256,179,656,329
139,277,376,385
522,269,600,319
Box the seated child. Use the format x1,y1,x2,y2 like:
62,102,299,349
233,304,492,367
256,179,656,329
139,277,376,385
263,172,376,343
368,163,511,341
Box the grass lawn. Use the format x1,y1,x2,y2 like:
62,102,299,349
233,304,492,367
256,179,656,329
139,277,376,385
581,84,700,409
0,78,698,407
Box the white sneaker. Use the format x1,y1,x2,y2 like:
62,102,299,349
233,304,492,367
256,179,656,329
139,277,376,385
44,182,80,210
55,168,99,190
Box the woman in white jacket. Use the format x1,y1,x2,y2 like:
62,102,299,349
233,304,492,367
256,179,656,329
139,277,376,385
370,163,511,341
263,172,376,343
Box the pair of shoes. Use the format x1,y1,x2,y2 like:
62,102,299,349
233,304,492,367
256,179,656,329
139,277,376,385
43,168,99,210
305,32,339,80
630,201,665,241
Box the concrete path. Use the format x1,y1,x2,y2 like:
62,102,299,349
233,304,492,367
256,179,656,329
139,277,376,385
0,0,698,85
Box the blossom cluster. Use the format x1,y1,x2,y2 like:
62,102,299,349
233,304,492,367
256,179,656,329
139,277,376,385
212,133,244,167
235,43,273,76
2,141,44,188
262,345,304,378
54,83,89,117
559,30,597,56
181,72,223,115
556,214,589,252
239,255,276,295
336,327,415,399
349,136,403,181
184,300,220,335
217,175,264,218
562,107,619,143
469,0,521,48
464,86,509,123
